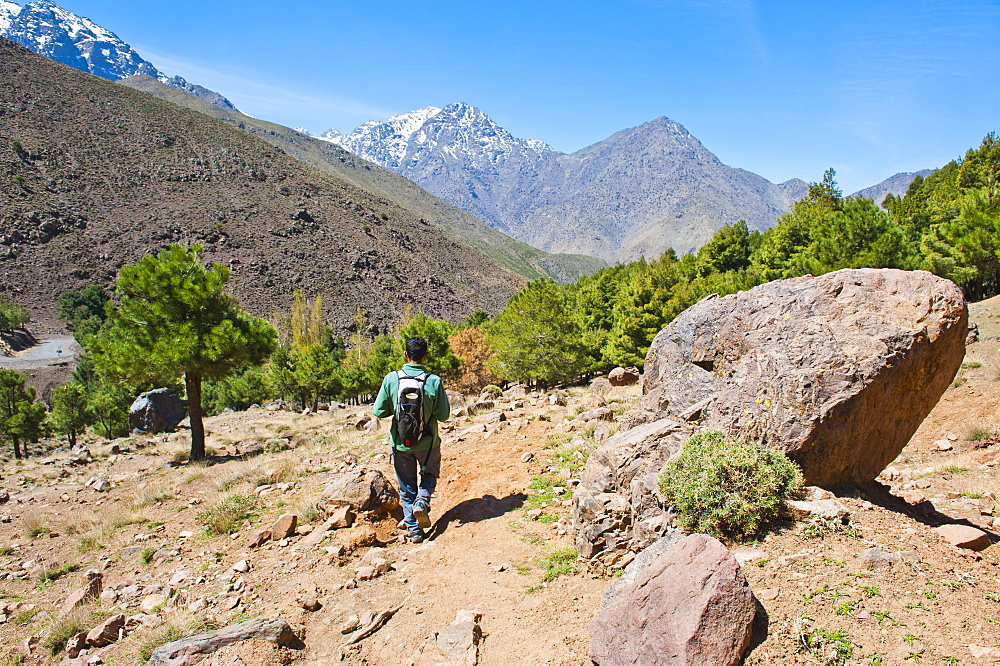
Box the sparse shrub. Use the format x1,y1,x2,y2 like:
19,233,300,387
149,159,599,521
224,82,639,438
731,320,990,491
43,612,89,654
23,512,49,539
215,462,269,491
481,384,502,399
39,562,80,586
379,212,389,221
197,494,258,535
798,626,853,666
362,224,372,233
539,546,579,582
658,431,802,542
268,458,299,484
132,485,173,508
265,437,292,453
965,423,993,441
140,547,157,565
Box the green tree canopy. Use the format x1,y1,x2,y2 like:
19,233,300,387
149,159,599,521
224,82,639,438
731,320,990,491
488,279,586,387
91,244,277,460
50,381,93,448
0,369,46,459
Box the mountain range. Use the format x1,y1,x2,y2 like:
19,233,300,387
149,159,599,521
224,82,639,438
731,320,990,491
0,0,237,111
320,105,810,263
0,38,525,333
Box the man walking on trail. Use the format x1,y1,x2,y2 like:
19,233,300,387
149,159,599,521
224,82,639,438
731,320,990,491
373,336,450,543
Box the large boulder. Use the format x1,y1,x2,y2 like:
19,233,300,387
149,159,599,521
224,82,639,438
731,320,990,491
637,268,966,487
129,388,185,434
315,468,400,518
590,534,757,666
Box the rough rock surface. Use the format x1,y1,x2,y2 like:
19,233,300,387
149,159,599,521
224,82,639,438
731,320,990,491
129,388,185,435
590,534,756,666
572,418,691,559
608,367,640,387
148,618,301,666
637,269,966,486
315,468,400,518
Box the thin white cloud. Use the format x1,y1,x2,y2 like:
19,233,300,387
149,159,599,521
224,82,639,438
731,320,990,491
134,45,395,131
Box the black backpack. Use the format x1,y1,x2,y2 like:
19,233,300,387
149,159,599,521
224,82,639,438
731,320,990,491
396,370,429,447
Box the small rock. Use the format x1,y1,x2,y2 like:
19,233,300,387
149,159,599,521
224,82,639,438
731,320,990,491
139,594,168,613
270,514,298,540
296,594,321,611
247,529,271,548
520,452,533,463
86,477,110,492
177,531,194,539
934,439,953,451
340,615,360,634
946,431,958,441
354,566,376,581
970,645,1000,659
860,548,900,566
66,631,88,658
295,525,313,536
856,610,871,620
732,548,768,566
0,491,8,504
777,552,808,566
935,524,992,550
232,560,250,573
757,588,780,601
99,589,118,606
86,613,125,647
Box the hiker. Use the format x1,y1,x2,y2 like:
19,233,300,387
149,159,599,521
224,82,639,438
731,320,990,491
373,336,450,543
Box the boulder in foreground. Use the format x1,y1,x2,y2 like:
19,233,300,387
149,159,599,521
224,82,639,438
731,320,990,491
148,618,302,666
591,534,756,666
637,268,966,487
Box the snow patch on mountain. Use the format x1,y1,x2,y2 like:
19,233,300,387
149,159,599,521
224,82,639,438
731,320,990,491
2,0,238,111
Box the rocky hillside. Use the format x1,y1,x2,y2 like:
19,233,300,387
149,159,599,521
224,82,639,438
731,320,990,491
0,0,237,111
118,77,606,283
325,104,809,262
0,38,524,332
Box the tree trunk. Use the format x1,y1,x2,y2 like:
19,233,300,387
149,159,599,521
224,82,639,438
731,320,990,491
67,431,76,448
186,373,206,461
12,436,21,460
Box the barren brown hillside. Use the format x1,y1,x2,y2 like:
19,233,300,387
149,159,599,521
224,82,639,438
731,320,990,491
0,38,523,333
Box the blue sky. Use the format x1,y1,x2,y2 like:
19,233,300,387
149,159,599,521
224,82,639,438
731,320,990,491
51,0,1000,193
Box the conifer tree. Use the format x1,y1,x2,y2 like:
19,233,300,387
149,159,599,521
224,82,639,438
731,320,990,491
0,369,46,459
91,244,276,460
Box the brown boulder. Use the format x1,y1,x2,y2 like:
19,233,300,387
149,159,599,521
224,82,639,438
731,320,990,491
590,534,756,666
270,513,298,540
59,569,102,617
608,367,640,386
935,524,992,550
638,268,966,487
315,468,400,518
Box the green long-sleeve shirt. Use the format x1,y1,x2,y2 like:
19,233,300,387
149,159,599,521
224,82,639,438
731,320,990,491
372,363,450,451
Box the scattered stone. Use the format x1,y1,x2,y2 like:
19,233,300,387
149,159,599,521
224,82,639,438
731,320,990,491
608,366,640,386
140,594,168,613
340,616,360,634
270,514,298,540
633,268,966,486
129,388,185,434
969,645,1000,659
66,632,88,658
295,525,313,536
860,548,900,567
579,407,614,422
757,588,780,601
781,499,850,522
86,477,110,492
519,452,533,463
777,552,809,567
232,560,250,573
315,468,400,518
296,594,321,612
935,524,992,550
148,618,302,666
86,613,125,647
99,589,118,606
935,439,953,451
0,491,8,504
247,529,271,548
732,548,768,566
591,534,756,666
549,393,567,406
60,569,103,617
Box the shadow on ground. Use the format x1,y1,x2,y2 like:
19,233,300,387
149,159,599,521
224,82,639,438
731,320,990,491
429,493,527,539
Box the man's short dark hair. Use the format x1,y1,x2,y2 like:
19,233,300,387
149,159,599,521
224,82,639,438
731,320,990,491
405,336,428,361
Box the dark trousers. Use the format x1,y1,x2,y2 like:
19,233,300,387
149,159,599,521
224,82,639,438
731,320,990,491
393,446,441,536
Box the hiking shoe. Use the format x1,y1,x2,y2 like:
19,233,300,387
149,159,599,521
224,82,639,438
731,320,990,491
405,531,426,544
413,501,432,529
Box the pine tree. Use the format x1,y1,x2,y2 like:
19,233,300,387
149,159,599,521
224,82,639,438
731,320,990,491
0,369,46,459
50,381,93,447
91,244,277,460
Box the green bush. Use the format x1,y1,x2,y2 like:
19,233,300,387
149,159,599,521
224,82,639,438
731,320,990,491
196,494,258,535
481,384,502,399
657,431,802,542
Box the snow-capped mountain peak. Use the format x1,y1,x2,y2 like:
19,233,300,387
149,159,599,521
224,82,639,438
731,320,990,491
1,0,238,111
0,0,20,33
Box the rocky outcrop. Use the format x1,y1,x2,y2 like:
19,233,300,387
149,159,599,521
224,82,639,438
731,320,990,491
572,419,692,559
316,468,400,518
590,534,757,666
637,268,966,487
129,388,185,435
608,367,640,386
